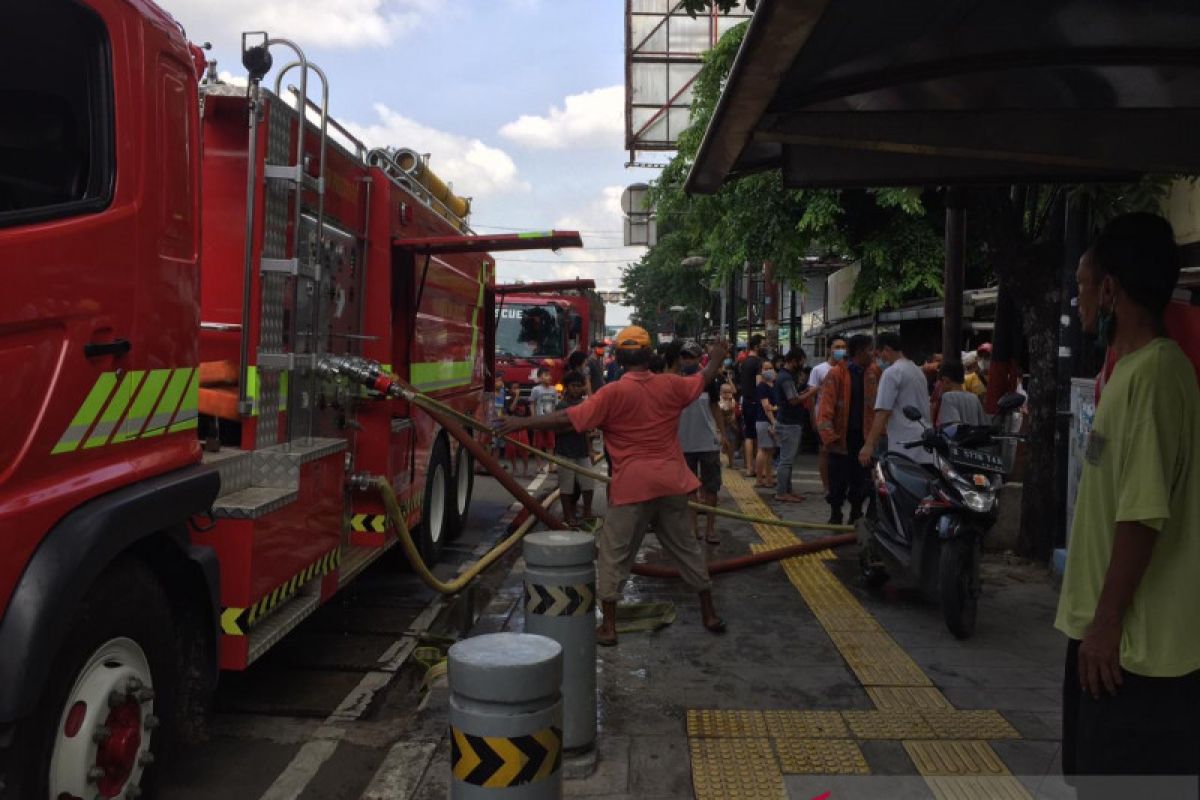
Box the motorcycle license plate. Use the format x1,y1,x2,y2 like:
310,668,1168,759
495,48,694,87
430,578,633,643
949,445,1004,473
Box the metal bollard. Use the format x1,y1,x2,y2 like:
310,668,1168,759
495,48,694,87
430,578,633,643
448,633,563,799
522,531,596,753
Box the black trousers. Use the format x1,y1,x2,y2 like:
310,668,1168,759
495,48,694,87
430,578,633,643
1063,638,1200,792
826,429,867,510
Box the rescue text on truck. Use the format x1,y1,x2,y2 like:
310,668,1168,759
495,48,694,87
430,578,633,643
0,2,580,798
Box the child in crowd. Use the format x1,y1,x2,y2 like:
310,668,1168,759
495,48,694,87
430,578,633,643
505,381,531,476
529,368,560,471
554,371,595,525
718,382,740,469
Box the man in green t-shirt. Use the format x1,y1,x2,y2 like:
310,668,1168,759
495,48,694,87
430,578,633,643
1057,213,1200,784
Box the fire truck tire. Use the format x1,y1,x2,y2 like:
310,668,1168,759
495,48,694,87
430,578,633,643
416,438,453,565
445,442,475,541
16,557,175,800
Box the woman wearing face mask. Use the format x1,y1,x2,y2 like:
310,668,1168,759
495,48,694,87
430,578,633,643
964,342,991,398
754,367,779,488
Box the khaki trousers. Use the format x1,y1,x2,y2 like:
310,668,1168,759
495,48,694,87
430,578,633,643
597,494,712,602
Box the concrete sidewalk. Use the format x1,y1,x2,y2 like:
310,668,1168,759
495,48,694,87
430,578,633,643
405,454,1070,800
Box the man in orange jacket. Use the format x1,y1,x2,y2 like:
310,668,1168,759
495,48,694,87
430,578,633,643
816,334,879,524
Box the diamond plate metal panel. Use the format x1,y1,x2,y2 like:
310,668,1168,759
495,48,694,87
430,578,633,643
689,737,784,800
202,448,253,498
773,738,869,775
686,709,768,738
252,448,300,489
211,486,298,519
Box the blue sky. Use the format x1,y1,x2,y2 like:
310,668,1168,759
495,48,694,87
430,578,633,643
162,0,658,326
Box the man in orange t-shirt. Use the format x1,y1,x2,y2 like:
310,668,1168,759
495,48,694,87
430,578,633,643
501,326,730,646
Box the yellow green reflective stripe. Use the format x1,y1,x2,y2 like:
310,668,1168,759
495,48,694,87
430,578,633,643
517,231,551,238
52,373,119,454
169,369,199,432
111,369,171,443
83,371,144,449
143,367,193,438
411,361,473,391
245,366,259,416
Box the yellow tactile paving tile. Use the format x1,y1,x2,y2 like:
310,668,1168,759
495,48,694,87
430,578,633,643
867,686,953,710
903,740,1010,776
687,709,768,738
773,738,870,775
722,470,835,558
919,709,1021,740
689,737,786,800
842,709,937,739
763,710,849,739
828,630,932,687
926,776,1033,800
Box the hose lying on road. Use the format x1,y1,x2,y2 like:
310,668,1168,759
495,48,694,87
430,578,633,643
375,477,561,595
630,533,857,578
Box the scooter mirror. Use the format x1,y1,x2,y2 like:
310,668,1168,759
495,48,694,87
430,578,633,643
902,405,923,421
997,392,1026,413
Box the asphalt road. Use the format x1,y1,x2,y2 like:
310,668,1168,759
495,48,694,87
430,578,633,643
158,472,532,800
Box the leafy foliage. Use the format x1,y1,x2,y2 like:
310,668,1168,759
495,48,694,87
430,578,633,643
678,0,757,15
632,21,947,329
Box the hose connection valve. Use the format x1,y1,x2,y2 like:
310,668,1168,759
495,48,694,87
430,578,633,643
317,355,412,400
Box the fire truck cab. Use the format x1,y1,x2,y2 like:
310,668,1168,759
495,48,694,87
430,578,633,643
0,2,579,797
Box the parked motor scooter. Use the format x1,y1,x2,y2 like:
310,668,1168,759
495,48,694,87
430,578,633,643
858,392,1027,639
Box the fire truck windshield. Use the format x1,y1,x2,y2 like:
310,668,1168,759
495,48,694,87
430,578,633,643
496,303,566,358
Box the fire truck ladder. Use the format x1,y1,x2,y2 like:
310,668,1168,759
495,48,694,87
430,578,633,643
236,33,331,446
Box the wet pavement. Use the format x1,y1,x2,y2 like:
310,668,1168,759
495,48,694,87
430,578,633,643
407,453,1071,800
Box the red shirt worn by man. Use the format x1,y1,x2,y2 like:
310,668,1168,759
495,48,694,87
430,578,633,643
566,371,705,505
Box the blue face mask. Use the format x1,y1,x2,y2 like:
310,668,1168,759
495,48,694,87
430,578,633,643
832,348,847,361
723,358,733,367
876,357,889,370
681,364,700,375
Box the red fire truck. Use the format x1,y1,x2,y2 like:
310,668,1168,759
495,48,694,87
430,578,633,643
495,279,606,389
0,2,579,797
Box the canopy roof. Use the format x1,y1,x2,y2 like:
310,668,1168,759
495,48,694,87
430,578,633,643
686,0,1200,193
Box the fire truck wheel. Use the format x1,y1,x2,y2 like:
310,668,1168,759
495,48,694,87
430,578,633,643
417,438,453,565
23,557,175,800
445,443,475,541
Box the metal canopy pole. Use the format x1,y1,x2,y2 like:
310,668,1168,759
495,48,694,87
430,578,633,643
943,188,967,364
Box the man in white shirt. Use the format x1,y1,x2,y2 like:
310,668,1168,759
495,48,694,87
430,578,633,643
858,332,933,466
801,337,846,493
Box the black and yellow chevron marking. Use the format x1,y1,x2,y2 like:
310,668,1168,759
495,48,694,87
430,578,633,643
451,726,561,787
524,582,595,617
350,513,389,533
219,547,342,636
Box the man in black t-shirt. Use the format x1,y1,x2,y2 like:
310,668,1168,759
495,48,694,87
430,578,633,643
773,348,807,502
554,372,594,525
739,334,764,476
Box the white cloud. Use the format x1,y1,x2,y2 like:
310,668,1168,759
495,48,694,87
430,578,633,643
160,0,437,49
494,185,646,294
342,104,528,199
498,85,624,150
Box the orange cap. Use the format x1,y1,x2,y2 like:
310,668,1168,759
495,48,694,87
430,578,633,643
614,325,652,350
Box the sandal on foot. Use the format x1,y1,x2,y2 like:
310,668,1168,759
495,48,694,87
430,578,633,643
705,533,721,545
596,630,618,647
704,618,727,634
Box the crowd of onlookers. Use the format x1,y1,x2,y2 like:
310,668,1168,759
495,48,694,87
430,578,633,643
489,331,1011,529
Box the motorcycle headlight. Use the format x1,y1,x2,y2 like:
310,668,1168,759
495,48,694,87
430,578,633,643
961,490,994,513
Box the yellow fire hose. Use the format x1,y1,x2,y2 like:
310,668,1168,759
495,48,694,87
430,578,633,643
375,477,561,595
404,391,854,534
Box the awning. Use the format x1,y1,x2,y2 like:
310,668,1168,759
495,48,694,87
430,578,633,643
686,0,1200,193
393,230,583,256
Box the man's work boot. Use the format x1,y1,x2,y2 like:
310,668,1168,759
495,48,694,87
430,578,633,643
699,590,726,634
828,505,844,526
848,504,863,524
596,599,618,647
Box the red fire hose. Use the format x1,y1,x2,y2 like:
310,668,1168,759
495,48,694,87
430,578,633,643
630,533,857,578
